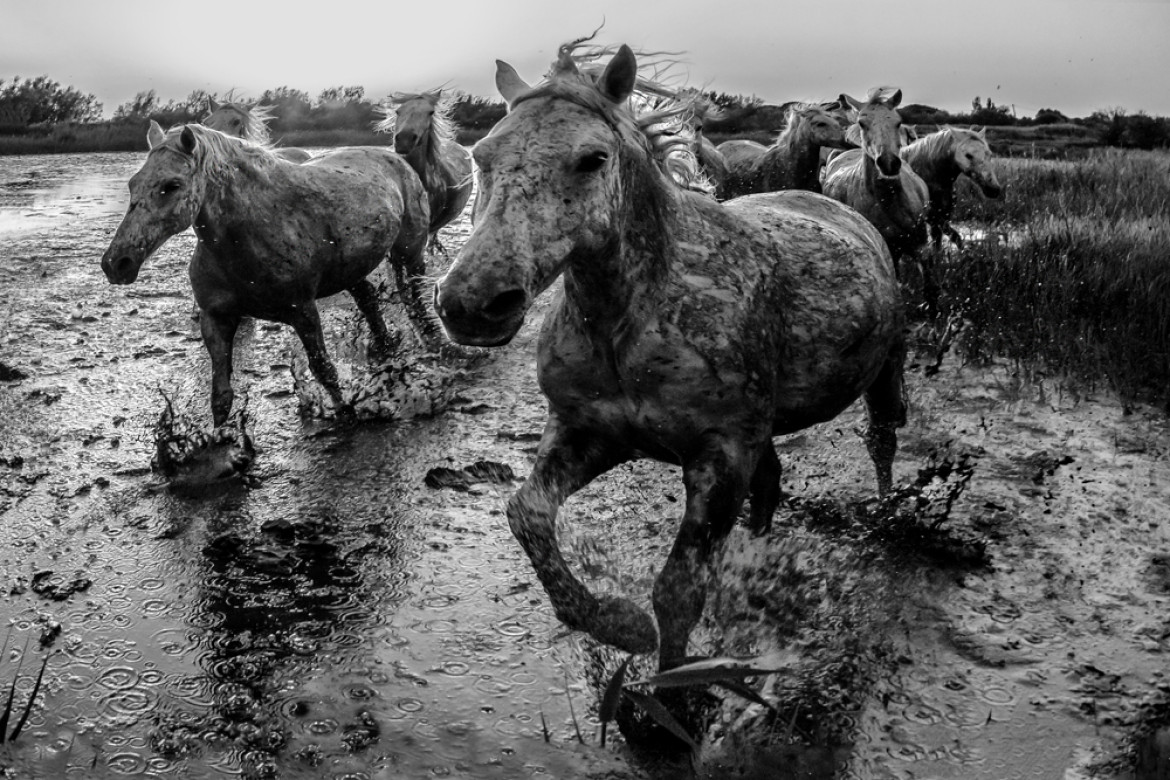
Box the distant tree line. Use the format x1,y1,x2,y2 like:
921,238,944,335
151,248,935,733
0,73,1167,152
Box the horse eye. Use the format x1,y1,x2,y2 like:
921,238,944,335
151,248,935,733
160,180,182,196
575,151,609,174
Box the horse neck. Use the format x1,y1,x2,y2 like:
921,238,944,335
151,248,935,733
561,159,678,334
193,151,283,241
759,119,820,189
403,125,452,189
903,135,960,186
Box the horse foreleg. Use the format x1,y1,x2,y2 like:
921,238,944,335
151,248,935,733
200,312,241,428
348,278,400,363
654,439,756,669
863,342,907,495
507,419,653,653
287,303,349,418
746,441,781,536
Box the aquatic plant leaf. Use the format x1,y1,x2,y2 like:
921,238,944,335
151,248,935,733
713,679,777,712
9,652,49,741
634,652,798,689
563,669,585,744
622,688,698,753
0,661,18,743
599,655,632,746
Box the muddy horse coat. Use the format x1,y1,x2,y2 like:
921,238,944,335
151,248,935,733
434,43,906,665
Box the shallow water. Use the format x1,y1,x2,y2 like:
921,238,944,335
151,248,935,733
0,151,639,779
1,152,1168,780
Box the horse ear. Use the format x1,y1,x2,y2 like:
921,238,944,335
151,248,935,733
179,125,197,155
974,125,986,137
209,97,219,112
888,89,903,108
147,120,166,150
599,45,637,104
841,93,865,112
495,60,531,107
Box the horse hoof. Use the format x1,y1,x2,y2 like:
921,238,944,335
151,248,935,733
592,596,658,654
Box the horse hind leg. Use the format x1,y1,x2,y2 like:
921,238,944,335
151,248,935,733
746,442,781,536
348,278,401,363
863,343,908,495
287,302,350,419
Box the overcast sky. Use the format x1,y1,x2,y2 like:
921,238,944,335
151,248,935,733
2,0,1167,119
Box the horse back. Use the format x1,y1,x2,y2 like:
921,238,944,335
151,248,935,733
720,191,903,431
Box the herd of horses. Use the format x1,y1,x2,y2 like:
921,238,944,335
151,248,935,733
98,39,1004,669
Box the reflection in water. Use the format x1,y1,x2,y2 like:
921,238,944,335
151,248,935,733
152,499,406,777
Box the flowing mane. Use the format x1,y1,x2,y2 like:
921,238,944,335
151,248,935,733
377,90,459,148
513,39,708,195
154,124,279,185
203,99,275,145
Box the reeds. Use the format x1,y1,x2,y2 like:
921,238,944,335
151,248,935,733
921,149,1170,410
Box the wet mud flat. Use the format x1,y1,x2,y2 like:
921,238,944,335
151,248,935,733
1,152,1169,779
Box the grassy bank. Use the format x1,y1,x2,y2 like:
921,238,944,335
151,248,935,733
0,122,493,155
919,149,1170,410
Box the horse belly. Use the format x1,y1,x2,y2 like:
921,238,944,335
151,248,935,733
725,191,903,433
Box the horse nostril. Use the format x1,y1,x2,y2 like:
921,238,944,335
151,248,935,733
878,154,901,177
482,289,527,321
113,256,135,276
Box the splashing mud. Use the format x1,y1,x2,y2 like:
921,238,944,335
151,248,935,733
1,151,1168,779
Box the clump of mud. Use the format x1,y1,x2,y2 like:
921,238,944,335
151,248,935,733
151,391,254,487
290,336,473,422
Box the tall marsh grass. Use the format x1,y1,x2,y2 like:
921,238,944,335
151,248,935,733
926,149,1170,409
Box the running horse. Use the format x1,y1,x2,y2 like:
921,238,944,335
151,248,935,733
900,126,1002,248
434,42,906,665
203,97,313,163
378,91,473,240
716,100,854,199
821,88,930,262
100,122,436,426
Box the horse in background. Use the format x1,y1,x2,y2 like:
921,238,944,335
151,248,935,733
822,88,929,263
101,122,436,427
377,91,473,241
435,41,905,665
203,97,313,163
716,101,854,199
901,126,1002,248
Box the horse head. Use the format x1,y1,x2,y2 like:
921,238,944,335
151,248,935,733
842,88,905,178
794,103,854,150
101,121,207,284
954,126,1002,198
388,91,443,157
435,45,646,347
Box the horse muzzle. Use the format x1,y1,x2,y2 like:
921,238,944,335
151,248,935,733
433,282,528,347
101,253,143,285
876,152,902,178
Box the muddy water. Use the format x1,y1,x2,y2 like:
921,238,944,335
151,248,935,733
1,152,1169,780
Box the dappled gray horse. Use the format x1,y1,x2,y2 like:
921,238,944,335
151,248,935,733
101,122,434,426
378,91,473,241
434,43,906,666
822,88,930,262
717,101,854,199
901,126,1002,247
